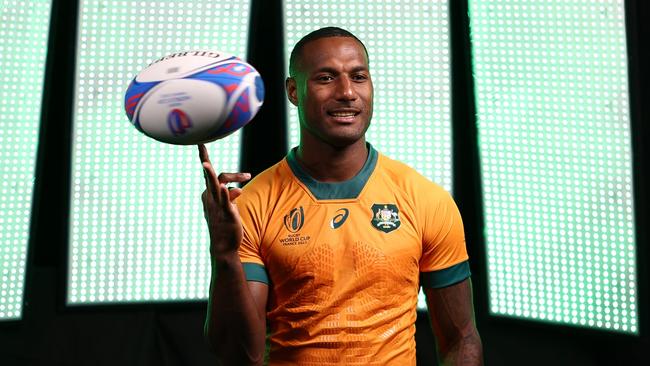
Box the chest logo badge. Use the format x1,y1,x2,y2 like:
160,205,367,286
284,206,305,233
330,208,349,229
371,204,401,233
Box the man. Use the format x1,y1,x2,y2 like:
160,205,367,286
200,27,482,365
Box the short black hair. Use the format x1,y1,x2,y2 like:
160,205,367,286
289,27,369,77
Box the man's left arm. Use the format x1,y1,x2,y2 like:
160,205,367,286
424,278,483,366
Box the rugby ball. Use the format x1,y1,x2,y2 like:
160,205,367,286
124,51,264,145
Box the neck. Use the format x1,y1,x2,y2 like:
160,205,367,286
295,139,368,182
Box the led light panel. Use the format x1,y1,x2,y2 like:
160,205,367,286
0,0,52,320
470,0,637,333
68,0,251,304
284,1,452,311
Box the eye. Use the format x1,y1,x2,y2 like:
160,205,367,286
317,75,334,82
352,73,369,81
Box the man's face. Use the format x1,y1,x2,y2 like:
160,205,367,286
287,37,374,148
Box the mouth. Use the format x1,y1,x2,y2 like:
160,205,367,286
327,109,361,121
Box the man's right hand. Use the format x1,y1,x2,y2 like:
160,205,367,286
198,144,251,259
200,144,267,365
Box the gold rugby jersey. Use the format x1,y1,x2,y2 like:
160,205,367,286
236,143,470,366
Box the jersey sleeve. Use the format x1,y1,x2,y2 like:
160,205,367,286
419,188,470,288
236,191,269,285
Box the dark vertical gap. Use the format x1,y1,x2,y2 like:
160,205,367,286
449,0,488,326
0,0,80,361
625,0,649,340
25,0,79,317
414,2,486,365
241,0,287,177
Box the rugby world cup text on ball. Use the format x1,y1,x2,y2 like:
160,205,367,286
148,51,223,66
157,93,191,107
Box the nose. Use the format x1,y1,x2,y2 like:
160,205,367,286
335,76,356,101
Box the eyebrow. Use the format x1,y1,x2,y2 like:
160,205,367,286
313,66,369,74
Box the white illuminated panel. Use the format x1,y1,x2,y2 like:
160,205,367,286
0,0,52,320
470,0,637,333
284,1,452,311
68,0,251,304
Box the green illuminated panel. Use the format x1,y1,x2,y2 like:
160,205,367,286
68,0,251,304
284,1,452,311
470,0,637,333
0,0,52,321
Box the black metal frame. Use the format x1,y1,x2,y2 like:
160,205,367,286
5,0,649,363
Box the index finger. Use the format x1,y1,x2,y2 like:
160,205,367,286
202,160,222,199
198,144,211,164
198,144,220,197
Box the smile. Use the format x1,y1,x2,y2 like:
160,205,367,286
329,112,358,117
327,109,360,118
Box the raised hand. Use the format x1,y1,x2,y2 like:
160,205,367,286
198,144,251,259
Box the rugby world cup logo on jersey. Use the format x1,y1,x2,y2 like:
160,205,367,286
284,206,304,233
280,206,311,245
371,204,401,233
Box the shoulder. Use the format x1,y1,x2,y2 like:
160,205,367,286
235,158,292,208
243,159,288,191
376,151,448,197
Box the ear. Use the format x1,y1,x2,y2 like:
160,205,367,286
286,77,299,107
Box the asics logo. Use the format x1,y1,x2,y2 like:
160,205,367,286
330,208,349,229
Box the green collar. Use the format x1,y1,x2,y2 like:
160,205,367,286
286,143,378,200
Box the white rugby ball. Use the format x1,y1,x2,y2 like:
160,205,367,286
124,51,264,145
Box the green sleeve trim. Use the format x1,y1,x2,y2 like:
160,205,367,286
420,261,471,288
242,262,269,284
